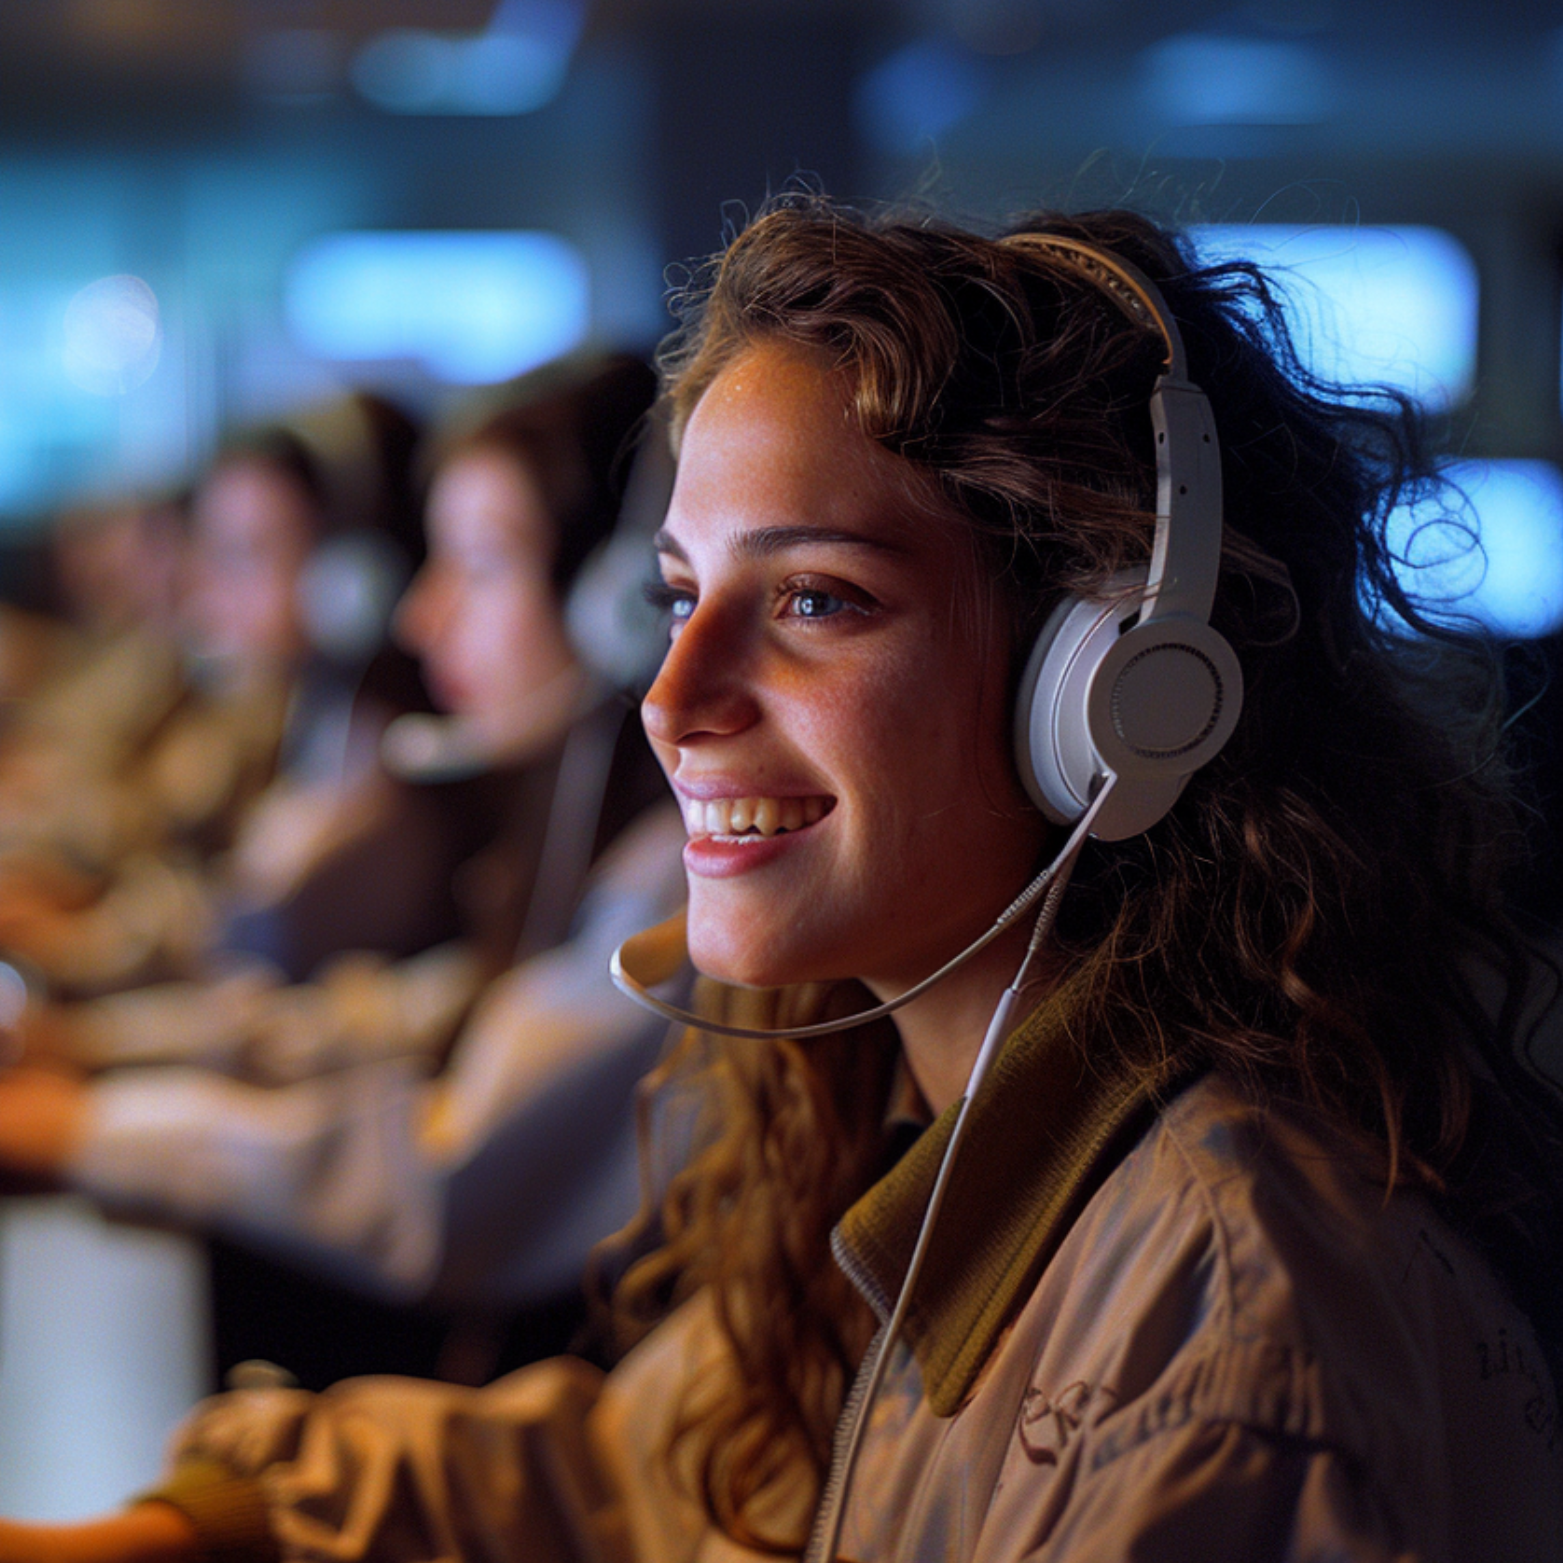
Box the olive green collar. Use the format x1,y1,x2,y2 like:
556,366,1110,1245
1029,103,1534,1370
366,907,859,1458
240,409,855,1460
833,967,1169,1416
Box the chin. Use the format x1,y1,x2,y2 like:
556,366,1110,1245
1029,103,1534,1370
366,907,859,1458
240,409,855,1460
686,931,781,990
687,914,854,995
686,914,806,991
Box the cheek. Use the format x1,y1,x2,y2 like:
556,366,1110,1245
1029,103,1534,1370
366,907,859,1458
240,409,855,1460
221,571,284,631
453,584,524,665
465,580,567,698
853,650,1036,880
258,572,304,641
851,653,998,798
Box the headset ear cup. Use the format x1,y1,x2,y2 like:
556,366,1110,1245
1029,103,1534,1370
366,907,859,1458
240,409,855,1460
1015,590,1128,826
296,530,410,665
1015,576,1244,842
1085,614,1243,837
564,406,676,692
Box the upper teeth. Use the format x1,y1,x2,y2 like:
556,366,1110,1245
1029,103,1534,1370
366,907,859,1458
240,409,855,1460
683,795,831,838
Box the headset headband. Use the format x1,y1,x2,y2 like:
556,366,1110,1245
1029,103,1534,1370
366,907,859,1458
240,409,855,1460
998,231,1220,625
999,232,1180,375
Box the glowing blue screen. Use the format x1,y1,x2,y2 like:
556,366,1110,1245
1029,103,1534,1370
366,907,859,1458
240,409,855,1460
285,230,590,384
1193,224,1478,410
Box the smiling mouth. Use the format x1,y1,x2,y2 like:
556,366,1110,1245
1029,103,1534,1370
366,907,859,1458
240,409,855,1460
682,794,835,840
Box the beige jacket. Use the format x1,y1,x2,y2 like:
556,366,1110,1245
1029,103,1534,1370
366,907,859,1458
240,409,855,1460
156,996,1563,1562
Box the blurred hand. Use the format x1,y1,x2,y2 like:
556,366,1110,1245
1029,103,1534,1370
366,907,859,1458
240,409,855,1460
0,1063,88,1185
0,853,106,972
5,1001,86,1070
0,896,90,972
0,1506,200,1563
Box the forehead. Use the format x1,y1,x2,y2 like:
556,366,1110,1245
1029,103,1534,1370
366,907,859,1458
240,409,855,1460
668,342,942,548
429,446,552,551
195,459,314,548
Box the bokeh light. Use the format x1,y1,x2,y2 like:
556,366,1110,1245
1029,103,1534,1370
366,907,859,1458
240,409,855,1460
284,231,590,384
61,275,162,398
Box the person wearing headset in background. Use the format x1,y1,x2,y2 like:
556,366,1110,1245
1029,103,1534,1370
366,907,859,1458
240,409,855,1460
1,196,1560,1562
0,393,453,995
0,352,686,1388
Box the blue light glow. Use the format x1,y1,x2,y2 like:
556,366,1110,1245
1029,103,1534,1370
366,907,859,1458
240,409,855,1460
350,0,583,116
62,275,162,396
856,39,987,155
1142,35,1335,125
284,231,590,384
1193,224,1479,410
1385,460,1563,640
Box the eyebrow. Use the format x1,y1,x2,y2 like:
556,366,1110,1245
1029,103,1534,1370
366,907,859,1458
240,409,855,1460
652,524,910,562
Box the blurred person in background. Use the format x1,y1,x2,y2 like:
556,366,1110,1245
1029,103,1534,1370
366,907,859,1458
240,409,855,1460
0,351,686,1388
0,493,192,873
0,490,186,720
0,501,130,712
52,495,188,647
0,392,458,994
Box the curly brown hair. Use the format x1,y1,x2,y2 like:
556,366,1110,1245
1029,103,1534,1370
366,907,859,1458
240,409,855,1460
604,195,1563,1553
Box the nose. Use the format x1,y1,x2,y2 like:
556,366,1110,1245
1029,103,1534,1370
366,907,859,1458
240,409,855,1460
394,560,449,655
642,601,761,749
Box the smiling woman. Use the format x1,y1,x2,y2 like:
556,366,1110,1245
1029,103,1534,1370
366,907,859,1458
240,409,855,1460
2,195,1562,1563
644,343,1048,1041
604,197,1563,1560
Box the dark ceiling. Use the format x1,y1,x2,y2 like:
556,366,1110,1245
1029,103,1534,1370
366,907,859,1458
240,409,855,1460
0,1,1551,117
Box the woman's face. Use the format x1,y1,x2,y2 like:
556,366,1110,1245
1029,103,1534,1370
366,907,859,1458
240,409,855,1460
184,457,316,672
397,446,576,752
644,342,1050,995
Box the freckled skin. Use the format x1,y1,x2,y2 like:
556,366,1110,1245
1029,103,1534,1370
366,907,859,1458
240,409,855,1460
643,344,1051,1029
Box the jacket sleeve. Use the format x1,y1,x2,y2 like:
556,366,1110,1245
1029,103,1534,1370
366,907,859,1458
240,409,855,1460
149,1357,626,1563
145,1295,753,1563
67,805,688,1306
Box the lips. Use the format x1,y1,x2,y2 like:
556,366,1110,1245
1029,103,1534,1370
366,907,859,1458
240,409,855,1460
675,786,837,879
419,660,473,716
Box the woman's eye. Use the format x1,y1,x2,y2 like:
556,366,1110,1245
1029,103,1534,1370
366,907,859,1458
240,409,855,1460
643,580,695,627
783,584,861,621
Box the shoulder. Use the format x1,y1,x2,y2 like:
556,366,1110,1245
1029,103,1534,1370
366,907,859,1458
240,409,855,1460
982,1074,1561,1557
1144,1076,1537,1377
1045,1073,1551,1410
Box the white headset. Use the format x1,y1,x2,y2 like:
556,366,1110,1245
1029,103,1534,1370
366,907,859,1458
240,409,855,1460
1008,234,1242,842
612,233,1242,1037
